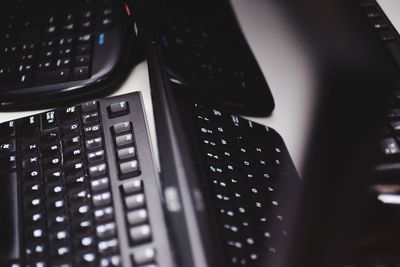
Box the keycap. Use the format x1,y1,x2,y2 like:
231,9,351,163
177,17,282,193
119,160,139,176
108,101,129,118
129,225,152,244
81,100,98,114
98,239,118,255
73,66,90,80
131,247,156,266
117,147,136,160
115,134,133,147
100,255,121,267
88,150,105,163
121,180,142,195
127,209,148,226
89,163,107,177
96,222,116,239
40,111,59,133
36,69,70,84
82,112,99,124
94,207,114,223
381,138,400,156
86,136,103,150
93,192,112,207
125,193,145,210
91,177,109,192
112,121,131,134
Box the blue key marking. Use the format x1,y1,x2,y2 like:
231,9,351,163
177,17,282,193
99,33,105,45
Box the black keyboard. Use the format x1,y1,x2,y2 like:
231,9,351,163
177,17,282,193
359,0,400,75
189,102,299,266
0,92,174,267
0,0,137,108
156,0,275,116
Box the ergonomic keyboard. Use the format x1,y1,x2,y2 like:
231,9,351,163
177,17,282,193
359,0,400,75
190,103,298,266
156,0,275,116
0,0,137,108
0,92,174,267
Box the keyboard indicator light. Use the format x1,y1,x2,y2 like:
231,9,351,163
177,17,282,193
124,3,131,16
99,33,105,45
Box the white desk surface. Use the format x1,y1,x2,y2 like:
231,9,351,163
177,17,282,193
3,0,398,174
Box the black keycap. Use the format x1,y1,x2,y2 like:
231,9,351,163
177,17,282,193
87,149,105,163
84,124,101,135
0,154,17,171
40,111,59,133
73,66,90,80
86,136,102,150
381,138,400,156
0,139,16,153
0,121,16,140
119,160,139,176
112,121,131,134
125,193,145,210
115,133,133,147
61,106,79,125
89,163,107,177
108,101,129,118
36,69,70,84
81,100,98,114
82,112,99,124
90,177,109,192
121,180,142,195
129,225,152,244
76,44,92,55
131,247,156,266
93,192,112,208
117,147,135,160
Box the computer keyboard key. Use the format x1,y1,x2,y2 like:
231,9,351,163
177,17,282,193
122,180,142,195
115,133,133,147
125,193,146,210
0,139,16,153
108,101,129,118
84,124,101,135
94,207,114,224
127,209,148,226
98,239,119,256
112,121,131,134
117,147,136,160
86,136,103,150
76,55,91,66
40,111,59,133
81,100,98,114
129,225,152,244
93,192,112,208
61,106,79,124
99,255,122,267
131,247,156,266
89,163,107,177
0,154,17,171
73,66,90,80
36,69,70,84
91,177,109,192
0,121,16,140
83,112,99,124
119,160,139,176
96,222,117,239
75,251,98,266
88,149,105,163
381,138,400,156
76,44,92,55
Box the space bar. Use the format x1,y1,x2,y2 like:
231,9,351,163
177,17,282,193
0,172,20,261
